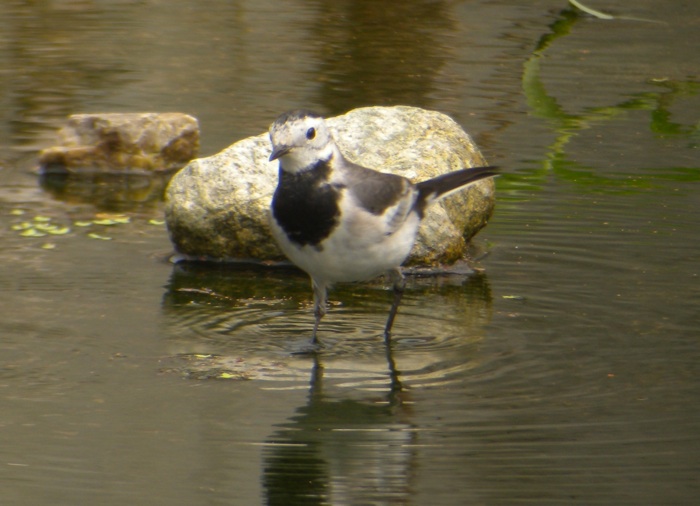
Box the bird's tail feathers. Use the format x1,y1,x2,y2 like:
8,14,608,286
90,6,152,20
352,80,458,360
415,165,498,214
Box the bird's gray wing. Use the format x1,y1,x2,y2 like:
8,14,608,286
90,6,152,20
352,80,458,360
341,160,417,235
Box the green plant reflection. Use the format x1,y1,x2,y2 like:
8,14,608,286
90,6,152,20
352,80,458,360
511,6,700,195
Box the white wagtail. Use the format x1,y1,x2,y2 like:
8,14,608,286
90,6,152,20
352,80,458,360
268,110,497,346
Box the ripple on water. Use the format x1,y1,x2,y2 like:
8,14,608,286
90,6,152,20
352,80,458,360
162,266,496,392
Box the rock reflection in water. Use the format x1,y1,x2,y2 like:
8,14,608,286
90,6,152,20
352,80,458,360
39,171,172,213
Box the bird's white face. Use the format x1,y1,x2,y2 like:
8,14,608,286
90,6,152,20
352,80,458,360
269,111,336,174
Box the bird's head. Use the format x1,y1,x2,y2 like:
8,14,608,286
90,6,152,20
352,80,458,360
269,110,335,173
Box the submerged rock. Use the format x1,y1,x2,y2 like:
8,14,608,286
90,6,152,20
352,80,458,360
165,106,496,264
38,112,199,173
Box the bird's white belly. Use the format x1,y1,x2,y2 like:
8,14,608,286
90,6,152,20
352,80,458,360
271,206,420,284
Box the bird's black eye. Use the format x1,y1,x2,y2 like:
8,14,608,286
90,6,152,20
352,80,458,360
306,127,316,140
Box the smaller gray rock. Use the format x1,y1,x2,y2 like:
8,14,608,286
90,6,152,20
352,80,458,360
38,112,199,173
165,106,495,264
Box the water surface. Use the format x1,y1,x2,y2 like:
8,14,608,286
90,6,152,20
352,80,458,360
1,1,699,504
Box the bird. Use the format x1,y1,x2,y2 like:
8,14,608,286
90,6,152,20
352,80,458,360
268,109,497,347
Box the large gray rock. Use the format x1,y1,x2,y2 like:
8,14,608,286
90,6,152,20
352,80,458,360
39,112,199,173
165,106,495,264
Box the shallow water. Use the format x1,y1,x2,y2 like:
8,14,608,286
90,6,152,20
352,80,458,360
1,1,699,504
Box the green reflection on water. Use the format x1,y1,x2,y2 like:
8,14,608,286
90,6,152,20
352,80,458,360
505,6,700,195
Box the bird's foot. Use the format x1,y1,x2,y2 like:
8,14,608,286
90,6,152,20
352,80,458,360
291,338,325,356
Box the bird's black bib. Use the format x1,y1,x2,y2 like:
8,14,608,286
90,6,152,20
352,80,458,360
271,160,342,248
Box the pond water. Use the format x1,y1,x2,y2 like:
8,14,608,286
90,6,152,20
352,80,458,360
1,1,699,504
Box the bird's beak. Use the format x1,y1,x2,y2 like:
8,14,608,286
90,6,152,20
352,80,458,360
269,144,292,161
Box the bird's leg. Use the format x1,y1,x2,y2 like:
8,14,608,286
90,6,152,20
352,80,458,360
311,279,328,346
384,267,406,343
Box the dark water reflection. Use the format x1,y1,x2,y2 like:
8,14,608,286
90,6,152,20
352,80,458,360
262,358,416,505
2,0,700,504
311,0,455,114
